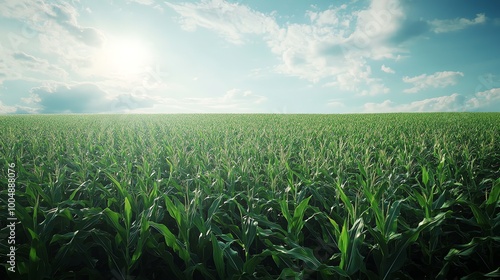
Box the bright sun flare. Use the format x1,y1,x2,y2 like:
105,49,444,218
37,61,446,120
96,37,152,78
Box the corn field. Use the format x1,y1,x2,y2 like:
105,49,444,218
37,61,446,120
0,113,499,279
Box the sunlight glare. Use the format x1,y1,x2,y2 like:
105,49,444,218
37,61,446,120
96,37,152,78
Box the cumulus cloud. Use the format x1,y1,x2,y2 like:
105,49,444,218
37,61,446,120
306,5,347,26
269,0,407,84
327,63,390,96
166,0,280,45
326,99,345,108
46,2,105,47
466,88,500,111
364,93,466,112
186,88,267,111
381,64,395,74
11,52,68,79
0,0,104,48
342,0,406,59
0,101,17,114
109,93,158,112
0,100,38,114
361,83,390,96
13,106,39,114
11,83,266,114
364,88,500,113
27,83,156,113
0,50,68,83
0,0,106,83
429,13,487,33
270,23,346,82
167,0,413,94
0,0,44,20
109,90,267,114
29,83,110,113
403,71,464,93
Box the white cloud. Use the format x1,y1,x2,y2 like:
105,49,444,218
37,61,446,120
268,0,406,83
343,0,405,59
466,88,500,110
0,0,108,85
1,104,39,114
28,82,110,113
364,93,466,112
166,0,280,45
1,0,105,48
270,23,346,82
429,13,487,33
364,88,500,113
20,91,41,104
27,82,180,114
0,101,17,114
364,99,395,112
0,50,69,84
327,99,345,108
381,64,395,74
403,71,464,93
42,2,105,47
186,88,267,111
166,0,345,81
128,0,164,12
0,0,48,20
26,82,158,113
130,0,155,5
331,62,371,91
361,83,390,96
327,62,390,95
12,52,68,79
110,88,268,114
167,0,409,95
306,4,347,26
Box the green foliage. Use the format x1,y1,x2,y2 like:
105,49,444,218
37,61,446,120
0,113,498,279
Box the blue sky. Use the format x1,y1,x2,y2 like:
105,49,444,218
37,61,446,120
0,0,499,114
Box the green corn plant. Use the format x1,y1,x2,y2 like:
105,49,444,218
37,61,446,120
150,193,195,269
441,178,500,277
14,191,50,280
414,166,438,219
380,211,449,280
326,215,365,277
239,212,258,261
335,179,357,227
93,175,151,279
49,206,102,276
279,196,312,243
338,218,365,276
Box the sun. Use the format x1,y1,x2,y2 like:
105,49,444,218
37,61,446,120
110,40,150,72
95,37,152,78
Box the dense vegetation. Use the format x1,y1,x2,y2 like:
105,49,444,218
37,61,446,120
1,113,499,279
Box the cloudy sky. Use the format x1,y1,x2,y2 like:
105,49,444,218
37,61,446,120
1,0,499,114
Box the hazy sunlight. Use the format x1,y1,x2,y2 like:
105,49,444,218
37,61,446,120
95,37,152,79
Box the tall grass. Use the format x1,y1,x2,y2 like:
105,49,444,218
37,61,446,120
1,113,499,279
